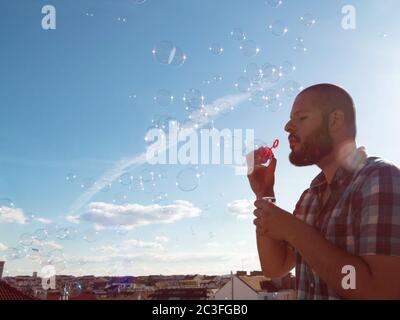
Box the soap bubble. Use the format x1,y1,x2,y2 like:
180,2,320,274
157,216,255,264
209,43,224,55
176,167,202,192
99,180,112,192
265,0,283,8
83,229,99,242
33,228,48,241
300,13,316,27
0,198,15,208
268,20,288,36
152,192,168,204
5,246,26,260
183,88,205,111
250,89,268,107
116,225,129,236
294,37,308,53
239,40,260,57
231,27,246,41
379,32,388,39
154,89,174,107
56,227,78,241
244,63,263,83
67,282,82,298
152,41,187,67
65,173,77,183
213,74,223,82
19,233,34,246
279,61,296,77
282,80,303,98
150,115,177,134
234,76,252,93
265,89,282,112
119,173,133,186
262,63,282,83
80,178,94,190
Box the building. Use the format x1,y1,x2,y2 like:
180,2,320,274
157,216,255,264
150,288,208,300
212,271,296,300
0,281,36,300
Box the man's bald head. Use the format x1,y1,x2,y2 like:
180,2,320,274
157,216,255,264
296,83,357,139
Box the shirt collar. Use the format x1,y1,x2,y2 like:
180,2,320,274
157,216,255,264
310,147,368,193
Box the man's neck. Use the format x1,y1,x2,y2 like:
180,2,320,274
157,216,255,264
317,141,357,185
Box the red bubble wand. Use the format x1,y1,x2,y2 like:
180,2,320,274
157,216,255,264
259,139,280,167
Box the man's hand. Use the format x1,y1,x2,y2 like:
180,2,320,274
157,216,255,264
253,199,297,242
247,149,277,199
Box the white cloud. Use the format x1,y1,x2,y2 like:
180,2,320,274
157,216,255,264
35,217,53,224
0,242,7,252
0,207,26,224
227,199,254,220
44,241,63,250
30,239,63,250
80,200,201,229
155,235,169,243
124,239,163,250
65,215,80,224
206,242,221,248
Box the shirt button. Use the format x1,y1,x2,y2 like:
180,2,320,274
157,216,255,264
310,283,315,288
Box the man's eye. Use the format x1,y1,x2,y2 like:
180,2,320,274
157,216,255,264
300,117,307,121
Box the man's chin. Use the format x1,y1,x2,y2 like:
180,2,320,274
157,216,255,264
289,152,314,167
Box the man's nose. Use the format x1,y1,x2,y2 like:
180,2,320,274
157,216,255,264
284,119,295,133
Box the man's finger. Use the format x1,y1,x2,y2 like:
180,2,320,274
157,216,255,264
253,208,263,218
253,218,260,227
254,199,274,209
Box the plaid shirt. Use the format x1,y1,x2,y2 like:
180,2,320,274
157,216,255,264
293,147,400,300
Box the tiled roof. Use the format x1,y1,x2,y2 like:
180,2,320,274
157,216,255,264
238,276,275,293
0,281,36,300
150,288,208,300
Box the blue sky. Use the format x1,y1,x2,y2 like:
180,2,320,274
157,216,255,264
0,0,400,277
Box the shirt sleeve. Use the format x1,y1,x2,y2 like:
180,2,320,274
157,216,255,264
355,163,400,256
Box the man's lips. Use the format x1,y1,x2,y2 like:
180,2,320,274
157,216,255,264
289,136,300,148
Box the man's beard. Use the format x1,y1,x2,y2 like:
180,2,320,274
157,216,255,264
289,119,333,167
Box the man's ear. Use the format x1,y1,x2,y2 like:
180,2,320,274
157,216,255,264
329,110,345,132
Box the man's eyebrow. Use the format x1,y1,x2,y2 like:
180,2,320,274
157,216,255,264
290,110,309,119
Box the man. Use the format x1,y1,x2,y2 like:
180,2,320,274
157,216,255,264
247,83,400,300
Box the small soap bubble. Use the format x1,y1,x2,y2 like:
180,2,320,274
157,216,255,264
294,37,308,53
19,233,34,246
33,228,48,241
0,198,15,208
176,167,202,192
279,61,296,77
154,89,174,107
282,80,303,98
300,13,317,27
234,76,252,93
268,20,288,36
152,41,187,67
239,40,260,57
231,27,246,41
244,63,263,83
183,88,205,111
262,63,282,83
209,43,224,55
83,229,99,243
265,0,283,8
152,192,168,204
65,173,77,183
